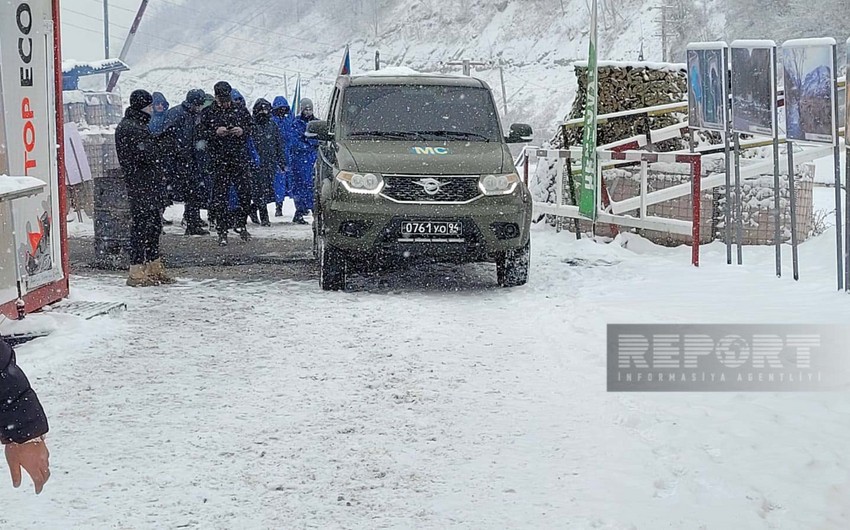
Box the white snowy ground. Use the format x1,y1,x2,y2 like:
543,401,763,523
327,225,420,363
4,198,850,528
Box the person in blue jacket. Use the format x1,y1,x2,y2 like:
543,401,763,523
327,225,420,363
149,92,170,134
270,96,292,217
231,89,247,109
149,92,173,225
160,89,210,235
288,98,318,224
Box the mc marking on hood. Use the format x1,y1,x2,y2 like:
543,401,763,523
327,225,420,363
411,146,450,155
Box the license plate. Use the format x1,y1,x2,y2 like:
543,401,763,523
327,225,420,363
400,220,462,237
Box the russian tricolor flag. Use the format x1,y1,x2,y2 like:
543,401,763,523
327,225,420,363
339,45,351,76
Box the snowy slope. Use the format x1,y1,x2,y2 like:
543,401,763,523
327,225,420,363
100,0,726,144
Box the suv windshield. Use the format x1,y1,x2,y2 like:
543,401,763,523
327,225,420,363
340,84,502,142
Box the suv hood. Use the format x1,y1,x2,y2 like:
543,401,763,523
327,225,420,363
337,140,510,175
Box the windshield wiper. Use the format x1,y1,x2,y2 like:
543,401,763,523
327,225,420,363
420,130,491,142
349,130,425,140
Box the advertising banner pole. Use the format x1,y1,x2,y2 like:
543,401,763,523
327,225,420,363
846,37,850,291
787,140,800,280
846,38,850,292
724,55,733,266
772,45,783,277
832,44,844,290
734,132,743,264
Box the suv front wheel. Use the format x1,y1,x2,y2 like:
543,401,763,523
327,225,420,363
496,240,530,287
319,236,347,291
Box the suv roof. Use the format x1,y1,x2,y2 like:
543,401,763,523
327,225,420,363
346,68,488,89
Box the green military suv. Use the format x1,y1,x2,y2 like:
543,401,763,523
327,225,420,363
307,72,533,291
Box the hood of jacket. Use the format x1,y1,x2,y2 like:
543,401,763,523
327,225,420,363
231,89,246,106
152,92,169,112
272,96,290,110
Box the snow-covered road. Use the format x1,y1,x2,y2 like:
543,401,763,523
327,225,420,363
3,227,849,529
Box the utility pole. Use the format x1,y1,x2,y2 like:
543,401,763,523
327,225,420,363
651,2,672,62
660,3,668,62
446,59,488,76
106,0,150,92
375,50,381,70
499,63,508,116
103,0,110,89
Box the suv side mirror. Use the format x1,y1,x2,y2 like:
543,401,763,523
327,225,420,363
306,120,334,142
506,123,533,144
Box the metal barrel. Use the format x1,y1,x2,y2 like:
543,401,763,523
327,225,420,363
93,168,132,269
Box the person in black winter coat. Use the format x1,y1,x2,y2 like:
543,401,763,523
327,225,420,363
197,81,254,246
247,99,286,226
161,89,210,236
1,339,50,494
115,89,175,286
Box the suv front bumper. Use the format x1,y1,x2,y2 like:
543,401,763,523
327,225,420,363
322,188,532,263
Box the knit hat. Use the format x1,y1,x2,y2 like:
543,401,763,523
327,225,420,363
129,89,153,111
300,98,314,112
186,89,206,107
214,81,232,98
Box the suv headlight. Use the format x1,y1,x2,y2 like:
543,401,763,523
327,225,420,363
479,173,519,195
336,171,384,194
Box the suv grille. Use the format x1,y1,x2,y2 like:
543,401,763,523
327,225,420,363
381,175,482,203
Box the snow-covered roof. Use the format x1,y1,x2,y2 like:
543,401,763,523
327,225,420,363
62,58,129,74
574,60,686,71
782,37,837,48
0,176,46,202
686,41,728,50
731,39,777,49
353,67,466,78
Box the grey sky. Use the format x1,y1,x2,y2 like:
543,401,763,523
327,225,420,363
59,0,178,62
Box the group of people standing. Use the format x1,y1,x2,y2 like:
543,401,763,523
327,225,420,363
115,81,318,287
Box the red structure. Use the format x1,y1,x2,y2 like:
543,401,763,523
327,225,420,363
0,0,70,318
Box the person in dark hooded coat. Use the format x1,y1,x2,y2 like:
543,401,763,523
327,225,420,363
247,99,286,226
196,81,254,246
161,89,210,235
288,98,319,224
1,339,50,494
270,96,292,217
115,89,176,286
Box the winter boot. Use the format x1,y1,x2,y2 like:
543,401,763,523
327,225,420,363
147,258,176,285
292,213,307,225
249,208,261,225
275,203,283,217
259,206,270,227
127,264,155,288
238,227,252,242
218,232,228,246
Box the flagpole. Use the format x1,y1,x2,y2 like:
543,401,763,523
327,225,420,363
578,0,599,223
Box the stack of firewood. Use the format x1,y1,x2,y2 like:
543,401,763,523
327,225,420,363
560,62,688,150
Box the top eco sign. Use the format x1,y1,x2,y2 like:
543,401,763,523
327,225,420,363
14,2,40,175
16,3,36,88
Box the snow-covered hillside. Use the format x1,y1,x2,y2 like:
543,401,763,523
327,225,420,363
107,0,726,143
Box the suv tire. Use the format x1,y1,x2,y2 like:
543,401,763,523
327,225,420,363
319,237,346,291
497,240,530,287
